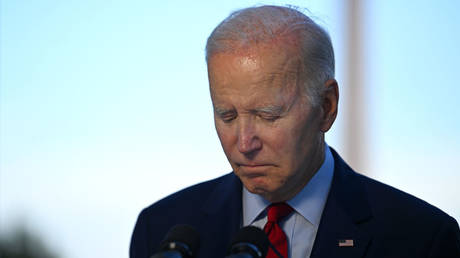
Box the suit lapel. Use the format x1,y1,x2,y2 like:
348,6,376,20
198,173,242,257
311,149,373,258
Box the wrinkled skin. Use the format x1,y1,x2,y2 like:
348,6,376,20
208,44,338,202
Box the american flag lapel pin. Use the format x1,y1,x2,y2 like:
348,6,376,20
338,239,354,247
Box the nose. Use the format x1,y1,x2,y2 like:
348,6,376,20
237,118,262,155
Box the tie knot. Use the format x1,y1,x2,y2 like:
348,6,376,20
267,203,293,223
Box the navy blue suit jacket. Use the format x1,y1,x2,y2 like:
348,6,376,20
130,150,460,257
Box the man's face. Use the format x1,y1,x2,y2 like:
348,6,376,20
208,44,326,202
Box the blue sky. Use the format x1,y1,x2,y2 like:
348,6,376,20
1,1,459,258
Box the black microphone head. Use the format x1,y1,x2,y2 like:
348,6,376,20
159,224,200,258
228,226,269,258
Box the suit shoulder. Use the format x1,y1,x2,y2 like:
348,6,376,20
355,172,456,224
331,149,450,220
140,172,235,217
130,172,238,258
355,173,460,255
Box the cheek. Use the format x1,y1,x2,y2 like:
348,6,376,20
265,119,314,165
265,129,288,149
263,127,297,160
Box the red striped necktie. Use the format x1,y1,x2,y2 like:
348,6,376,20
263,203,293,258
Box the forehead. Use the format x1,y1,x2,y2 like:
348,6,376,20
207,44,302,91
207,45,305,112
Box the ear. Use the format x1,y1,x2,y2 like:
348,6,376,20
319,79,339,132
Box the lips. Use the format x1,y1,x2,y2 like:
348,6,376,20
237,163,270,169
236,163,273,174
239,164,266,167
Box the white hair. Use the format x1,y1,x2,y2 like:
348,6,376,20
205,5,335,106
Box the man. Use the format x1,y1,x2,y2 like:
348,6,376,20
130,5,460,258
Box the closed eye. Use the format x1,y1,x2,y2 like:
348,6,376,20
253,106,283,122
221,113,237,123
215,108,237,123
258,113,280,122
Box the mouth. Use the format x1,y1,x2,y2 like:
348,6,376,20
240,164,266,167
236,163,273,174
238,163,270,168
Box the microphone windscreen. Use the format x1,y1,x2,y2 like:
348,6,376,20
229,226,269,257
160,224,200,256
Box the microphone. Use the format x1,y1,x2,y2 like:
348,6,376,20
150,224,200,258
226,226,270,258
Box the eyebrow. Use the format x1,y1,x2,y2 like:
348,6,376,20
213,105,285,116
214,106,284,116
252,105,284,115
213,106,235,116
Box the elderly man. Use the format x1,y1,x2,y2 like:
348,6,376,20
130,5,460,258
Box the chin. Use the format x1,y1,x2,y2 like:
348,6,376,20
241,178,267,193
242,179,281,200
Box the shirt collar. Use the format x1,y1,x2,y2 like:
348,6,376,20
243,144,335,226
